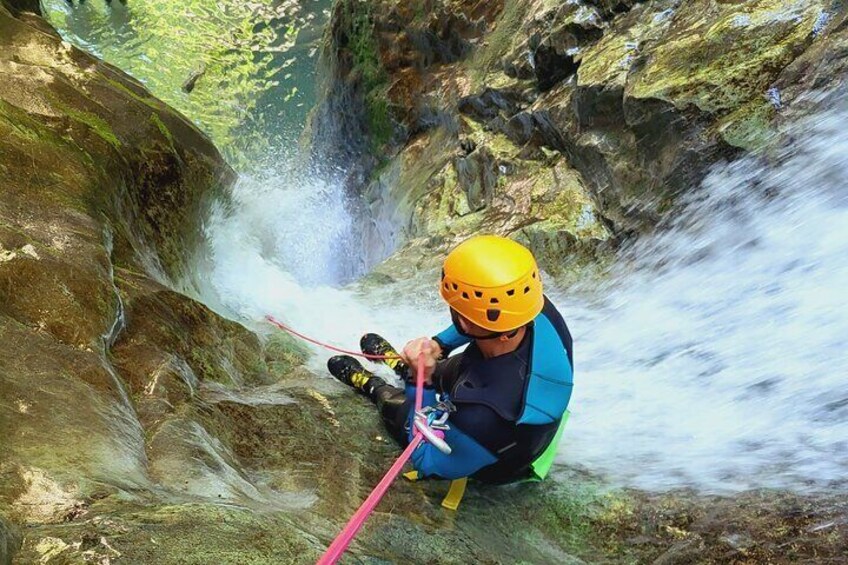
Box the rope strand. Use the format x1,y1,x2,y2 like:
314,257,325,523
265,315,403,361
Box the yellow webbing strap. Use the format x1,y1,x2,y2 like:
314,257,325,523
441,477,467,511
403,471,468,511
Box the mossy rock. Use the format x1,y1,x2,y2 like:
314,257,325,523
0,3,234,281
0,317,151,502
627,0,824,113
0,515,21,565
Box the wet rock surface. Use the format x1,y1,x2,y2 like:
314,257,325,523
0,517,21,565
313,0,844,271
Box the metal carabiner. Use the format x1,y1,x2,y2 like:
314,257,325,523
414,416,452,454
414,405,452,454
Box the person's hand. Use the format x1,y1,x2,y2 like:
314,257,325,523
401,337,442,385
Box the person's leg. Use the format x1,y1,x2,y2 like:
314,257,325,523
366,351,466,446
327,355,411,445
367,378,412,445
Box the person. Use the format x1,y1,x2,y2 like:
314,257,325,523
328,235,573,484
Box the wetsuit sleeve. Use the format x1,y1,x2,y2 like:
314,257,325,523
431,353,464,394
432,324,471,358
403,385,497,480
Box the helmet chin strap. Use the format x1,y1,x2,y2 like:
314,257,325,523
464,328,520,341
451,310,520,341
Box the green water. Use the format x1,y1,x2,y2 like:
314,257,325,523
44,0,331,170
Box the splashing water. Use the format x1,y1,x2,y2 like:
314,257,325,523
194,161,449,379
559,101,848,492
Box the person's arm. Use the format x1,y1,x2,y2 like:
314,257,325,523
403,384,497,479
430,354,464,394
432,323,472,358
400,322,471,386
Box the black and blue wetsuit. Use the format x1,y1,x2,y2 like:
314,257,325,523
370,296,573,484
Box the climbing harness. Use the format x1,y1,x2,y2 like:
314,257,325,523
264,315,456,565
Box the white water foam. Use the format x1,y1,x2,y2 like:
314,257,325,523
559,101,848,492
194,164,447,377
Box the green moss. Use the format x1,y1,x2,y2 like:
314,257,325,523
1,113,42,144
411,162,467,234
462,117,520,159
717,98,778,152
1,514,22,564
577,30,633,89
103,76,160,109
52,102,122,149
469,0,526,88
412,1,427,23
0,100,99,214
365,86,393,149
264,332,309,379
341,0,392,149
150,112,175,146
1,100,67,150
627,0,821,112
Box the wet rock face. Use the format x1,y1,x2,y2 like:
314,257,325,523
0,1,265,559
315,0,838,270
0,517,21,565
2,0,37,14
0,10,572,564
507,1,606,91
0,4,234,282
533,46,580,92
308,0,498,189
0,1,247,520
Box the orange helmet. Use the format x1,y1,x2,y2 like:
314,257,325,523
439,235,543,332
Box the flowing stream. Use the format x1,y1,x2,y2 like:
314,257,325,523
46,2,848,495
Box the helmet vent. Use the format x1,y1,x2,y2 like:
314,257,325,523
474,291,483,298
462,292,469,299
523,286,530,294
506,289,515,296
452,283,458,290
490,298,499,304
444,283,449,290
532,271,536,279
486,309,501,322
441,269,446,280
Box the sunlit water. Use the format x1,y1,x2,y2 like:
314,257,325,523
44,0,331,168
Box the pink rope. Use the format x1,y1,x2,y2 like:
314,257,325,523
315,433,424,564
265,315,403,361
315,352,427,565
264,315,428,564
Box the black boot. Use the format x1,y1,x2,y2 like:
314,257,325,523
327,355,375,392
360,333,410,379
